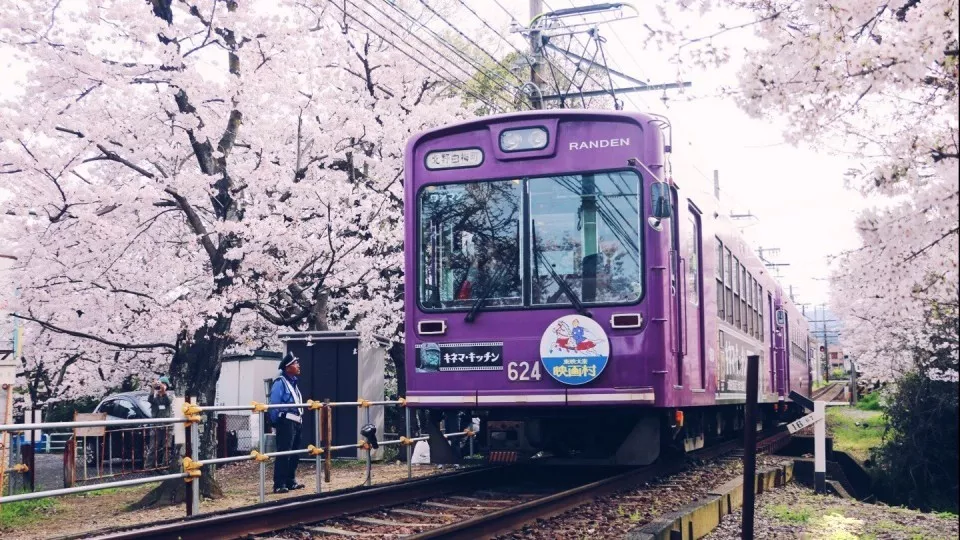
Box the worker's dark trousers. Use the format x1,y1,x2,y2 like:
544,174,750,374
273,417,301,489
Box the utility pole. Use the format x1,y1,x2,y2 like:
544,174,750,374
809,305,839,382
821,306,829,380
849,357,858,405
529,0,544,109
713,169,720,200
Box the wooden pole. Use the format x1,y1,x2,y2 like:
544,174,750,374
741,355,760,540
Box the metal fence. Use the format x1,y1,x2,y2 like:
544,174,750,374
217,414,254,457
0,397,475,517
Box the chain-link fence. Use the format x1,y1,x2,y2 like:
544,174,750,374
216,414,254,457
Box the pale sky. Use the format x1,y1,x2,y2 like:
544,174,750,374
0,0,867,307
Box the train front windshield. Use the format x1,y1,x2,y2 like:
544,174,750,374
418,170,642,311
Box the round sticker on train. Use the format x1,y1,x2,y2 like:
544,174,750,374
539,315,610,385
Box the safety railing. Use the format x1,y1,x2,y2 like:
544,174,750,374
194,398,475,504
0,396,476,517
0,416,192,505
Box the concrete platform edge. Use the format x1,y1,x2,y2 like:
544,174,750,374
623,462,795,540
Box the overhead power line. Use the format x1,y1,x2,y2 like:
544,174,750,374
327,0,508,113
416,0,525,84
453,0,526,57
373,0,525,109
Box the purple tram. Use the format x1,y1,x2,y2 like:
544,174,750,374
403,110,812,464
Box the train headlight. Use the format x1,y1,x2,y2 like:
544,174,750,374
499,127,549,152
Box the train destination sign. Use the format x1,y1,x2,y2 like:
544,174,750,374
415,342,504,372
425,148,483,170
539,315,610,385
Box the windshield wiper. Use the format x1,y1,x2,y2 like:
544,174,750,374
531,223,591,317
533,249,592,317
464,264,510,323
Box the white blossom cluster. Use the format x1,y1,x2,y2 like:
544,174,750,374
668,0,959,382
0,0,468,400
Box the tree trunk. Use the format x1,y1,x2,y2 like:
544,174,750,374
309,290,329,331
389,341,406,398
134,316,231,508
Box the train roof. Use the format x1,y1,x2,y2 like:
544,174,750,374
405,109,664,153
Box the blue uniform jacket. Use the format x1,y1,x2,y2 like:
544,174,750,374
268,375,301,423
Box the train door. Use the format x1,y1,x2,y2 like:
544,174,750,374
668,186,683,386
686,204,705,389
768,292,776,393
784,313,791,393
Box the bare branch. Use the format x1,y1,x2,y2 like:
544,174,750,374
163,186,220,266
14,311,177,351
85,144,156,179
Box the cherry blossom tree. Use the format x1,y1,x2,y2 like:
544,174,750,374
0,0,465,501
663,0,959,382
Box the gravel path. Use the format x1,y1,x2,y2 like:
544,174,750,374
706,483,959,540
497,456,792,540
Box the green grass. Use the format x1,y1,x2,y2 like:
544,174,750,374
767,503,813,523
329,459,366,469
856,391,883,411
616,505,644,522
0,496,60,527
80,486,124,497
826,406,885,462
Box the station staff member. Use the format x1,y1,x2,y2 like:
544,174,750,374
268,353,306,494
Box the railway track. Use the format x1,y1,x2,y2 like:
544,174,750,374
75,430,789,540
811,382,847,402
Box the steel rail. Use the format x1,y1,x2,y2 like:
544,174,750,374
408,460,687,540
67,432,785,540
810,382,840,401
409,437,771,540
72,466,513,540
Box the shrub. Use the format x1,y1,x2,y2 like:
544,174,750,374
856,390,883,411
872,372,959,513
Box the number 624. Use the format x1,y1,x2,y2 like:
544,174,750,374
507,361,541,382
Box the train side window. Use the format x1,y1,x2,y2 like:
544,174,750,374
715,238,723,279
687,214,700,305
732,257,741,330
758,286,765,341
740,265,748,333
715,238,724,319
724,248,733,325
754,282,760,339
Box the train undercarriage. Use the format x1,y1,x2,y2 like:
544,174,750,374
426,403,802,465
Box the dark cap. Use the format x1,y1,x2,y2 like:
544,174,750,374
279,352,299,371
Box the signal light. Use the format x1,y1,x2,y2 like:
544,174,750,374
674,410,684,427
